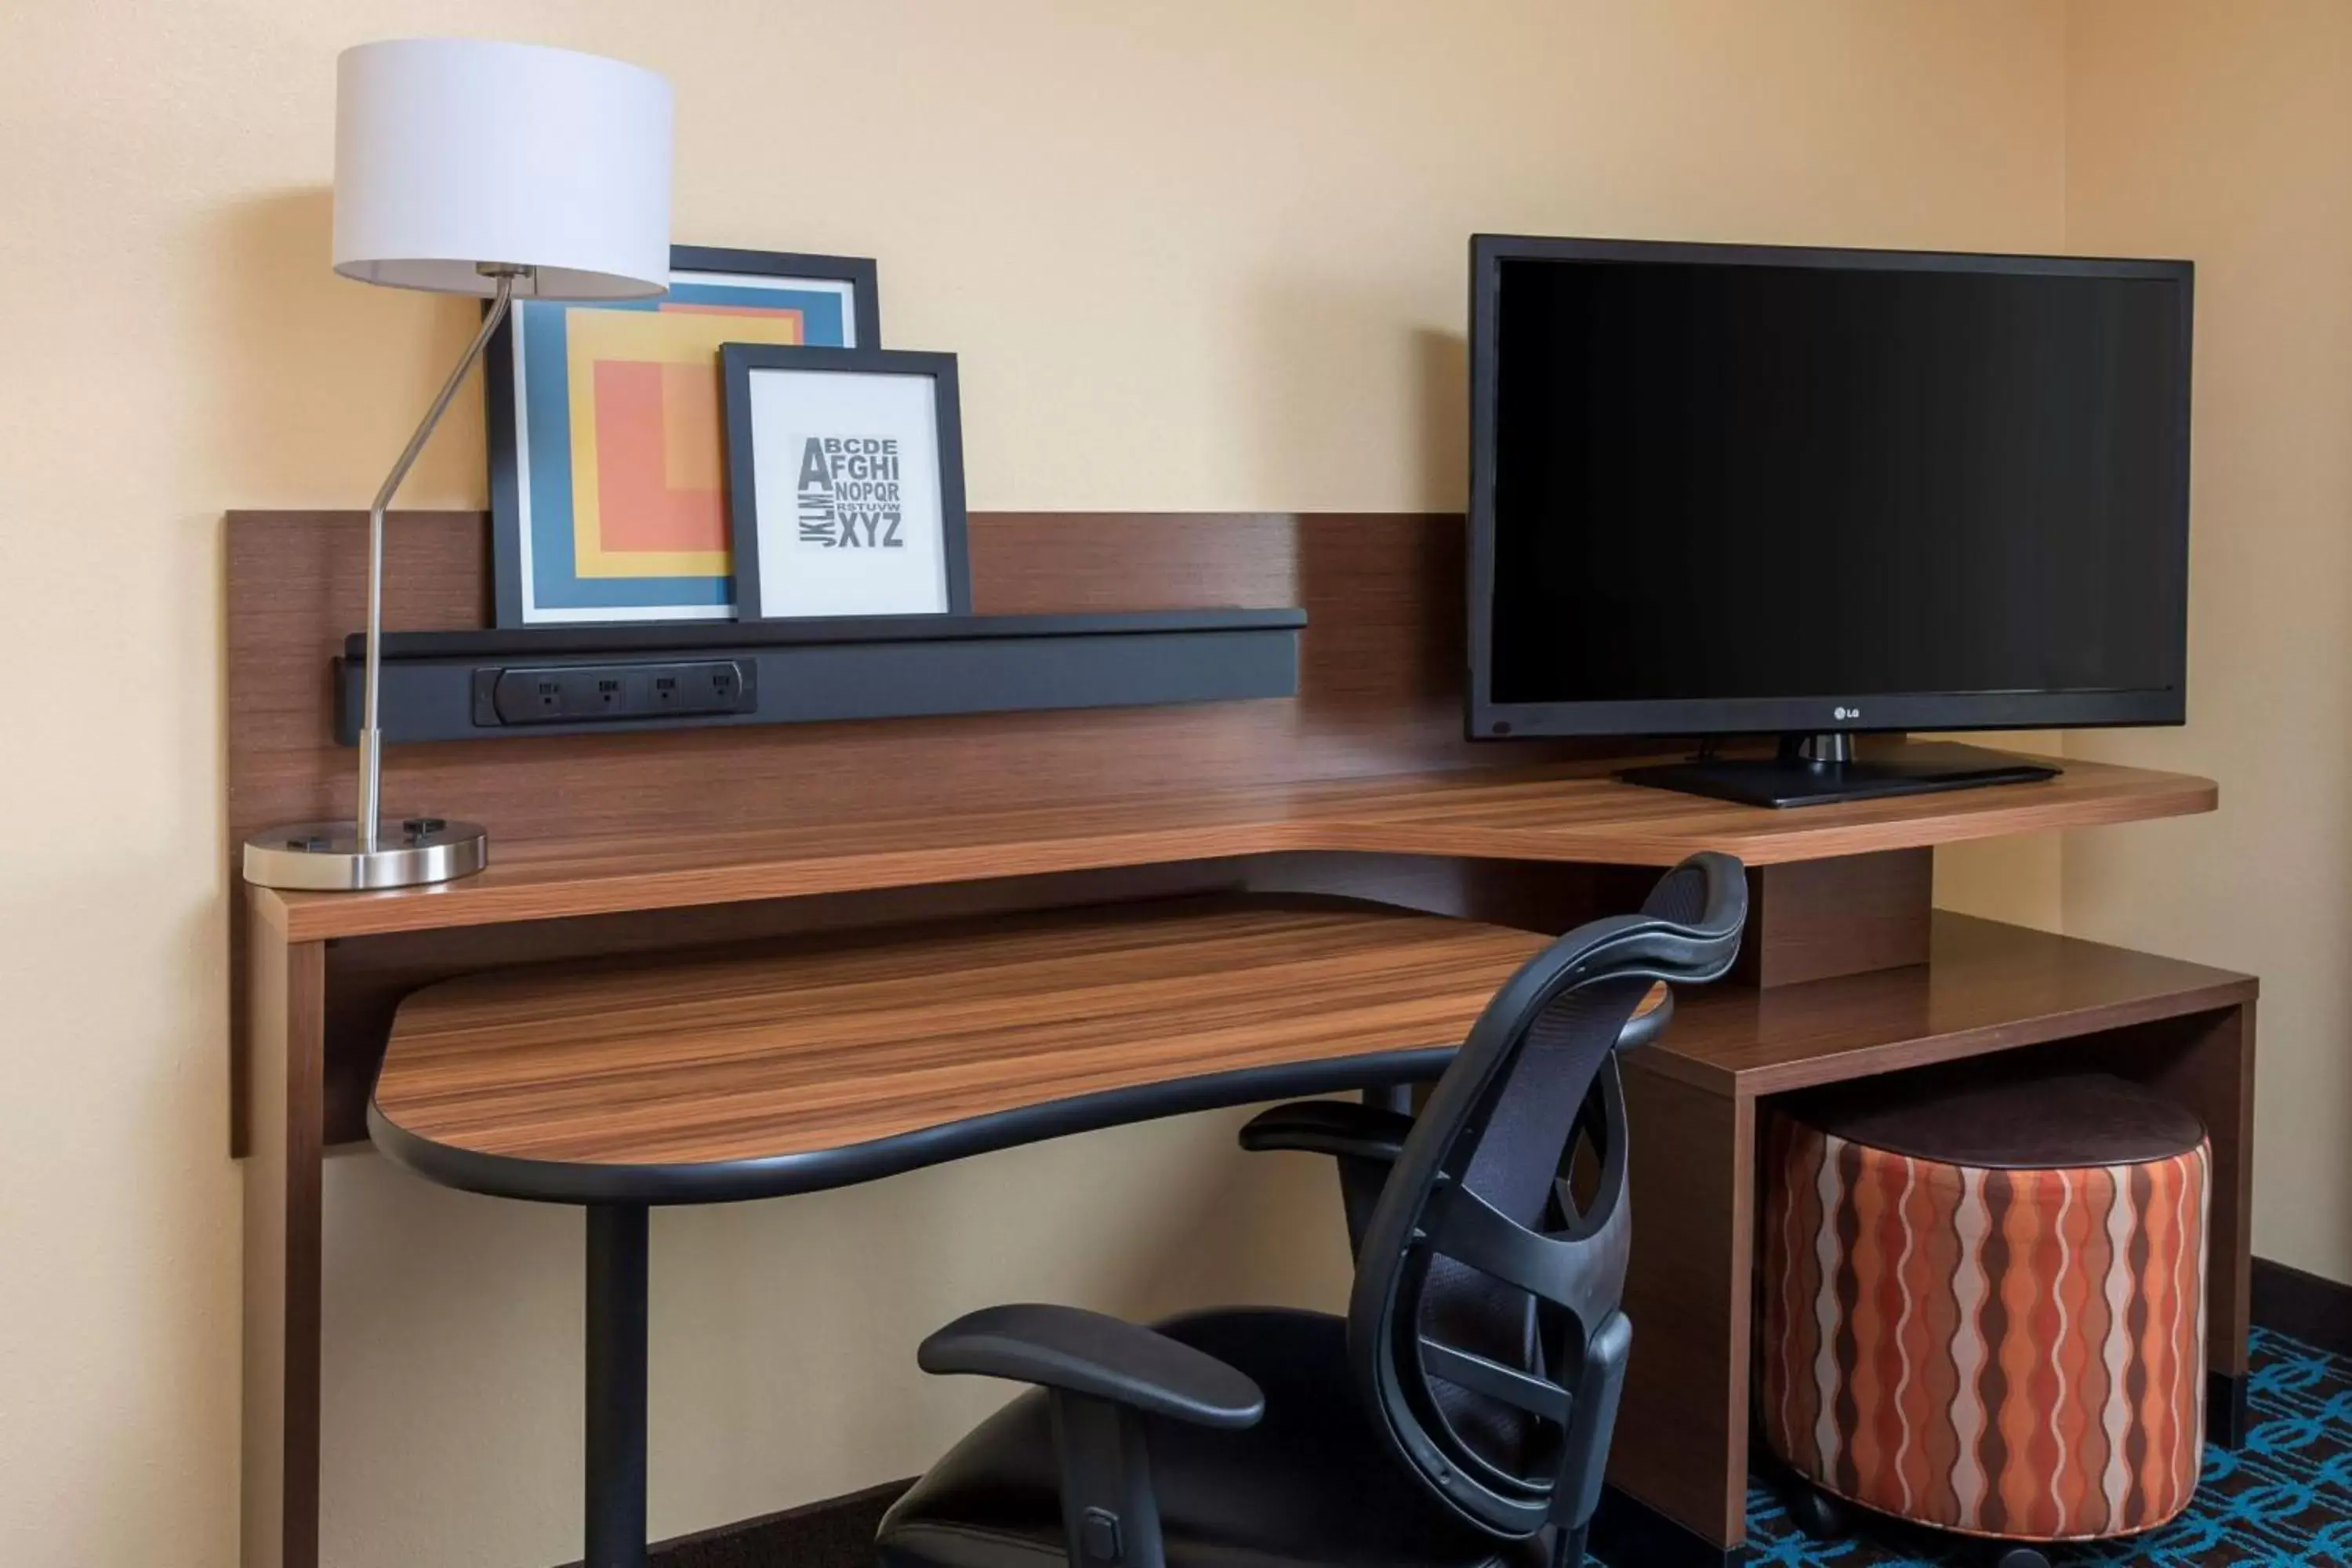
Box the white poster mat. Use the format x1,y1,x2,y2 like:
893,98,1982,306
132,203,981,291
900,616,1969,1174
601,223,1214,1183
745,368,950,618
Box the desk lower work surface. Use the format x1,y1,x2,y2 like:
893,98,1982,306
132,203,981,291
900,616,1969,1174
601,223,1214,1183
369,895,1589,1205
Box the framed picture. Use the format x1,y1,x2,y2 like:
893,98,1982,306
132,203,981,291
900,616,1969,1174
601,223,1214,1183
720,344,973,621
486,245,882,626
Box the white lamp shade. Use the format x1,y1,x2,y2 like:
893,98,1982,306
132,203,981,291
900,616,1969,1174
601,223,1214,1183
334,38,672,299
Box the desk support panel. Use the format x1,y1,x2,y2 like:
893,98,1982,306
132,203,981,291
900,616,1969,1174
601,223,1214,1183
241,936,325,1568
1609,1065,1752,1548
1733,848,1933,988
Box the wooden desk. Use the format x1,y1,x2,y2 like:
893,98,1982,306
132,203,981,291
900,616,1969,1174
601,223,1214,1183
227,510,2235,1568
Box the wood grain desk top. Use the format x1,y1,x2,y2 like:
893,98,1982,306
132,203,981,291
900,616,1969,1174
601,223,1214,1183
368,895,1568,1203
258,754,2213,943
1644,911,2256,1099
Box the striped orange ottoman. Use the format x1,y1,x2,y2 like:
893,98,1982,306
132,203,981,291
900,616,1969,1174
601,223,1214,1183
1758,1073,2210,1547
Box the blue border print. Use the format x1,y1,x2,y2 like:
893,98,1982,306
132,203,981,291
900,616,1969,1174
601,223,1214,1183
521,280,854,613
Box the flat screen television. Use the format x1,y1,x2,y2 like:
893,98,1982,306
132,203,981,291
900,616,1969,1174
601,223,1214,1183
1467,236,2194,806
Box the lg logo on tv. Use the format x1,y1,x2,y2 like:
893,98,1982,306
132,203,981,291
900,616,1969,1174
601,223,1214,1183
1833,706,1860,721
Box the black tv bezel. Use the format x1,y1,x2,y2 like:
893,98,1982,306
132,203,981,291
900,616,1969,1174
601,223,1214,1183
1465,234,2195,742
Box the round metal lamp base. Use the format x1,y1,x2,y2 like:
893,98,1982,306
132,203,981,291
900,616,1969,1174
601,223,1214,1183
242,818,488,891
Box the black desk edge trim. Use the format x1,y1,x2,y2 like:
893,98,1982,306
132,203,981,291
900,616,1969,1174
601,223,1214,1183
366,1044,1455,1206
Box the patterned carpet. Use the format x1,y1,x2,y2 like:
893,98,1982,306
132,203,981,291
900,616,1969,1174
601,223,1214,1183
1720,1328,2352,1566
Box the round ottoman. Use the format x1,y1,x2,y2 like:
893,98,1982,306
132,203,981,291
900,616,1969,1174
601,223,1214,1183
1758,1072,2209,1551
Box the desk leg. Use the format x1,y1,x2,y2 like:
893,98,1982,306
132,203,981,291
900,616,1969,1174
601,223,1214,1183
2194,1002,2257,1447
2111,1003,2258,1446
586,1203,650,1568
243,935,325,1568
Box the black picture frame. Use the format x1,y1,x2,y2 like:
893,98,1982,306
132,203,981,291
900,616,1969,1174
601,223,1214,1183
485,245,883,628
674,245,881,347
720,343,973,621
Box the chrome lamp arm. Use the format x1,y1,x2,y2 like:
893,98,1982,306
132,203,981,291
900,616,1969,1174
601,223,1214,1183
240,263,525,892
354,264,520,850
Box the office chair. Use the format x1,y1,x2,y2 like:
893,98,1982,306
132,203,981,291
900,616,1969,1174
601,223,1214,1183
876,852,1746,1568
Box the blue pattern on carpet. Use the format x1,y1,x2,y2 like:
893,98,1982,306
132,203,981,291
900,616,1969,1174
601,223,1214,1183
1720,1329,2352,1566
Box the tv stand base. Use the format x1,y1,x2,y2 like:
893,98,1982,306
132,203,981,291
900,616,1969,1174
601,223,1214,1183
1621,738,2060,809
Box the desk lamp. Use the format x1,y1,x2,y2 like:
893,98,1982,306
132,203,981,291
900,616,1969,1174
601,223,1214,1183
244,38,673,891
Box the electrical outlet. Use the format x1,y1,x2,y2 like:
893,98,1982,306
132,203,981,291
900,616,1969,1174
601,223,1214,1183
474,660,755,727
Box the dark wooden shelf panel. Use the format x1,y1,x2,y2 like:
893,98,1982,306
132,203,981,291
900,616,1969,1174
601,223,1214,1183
1647,912,2256,1098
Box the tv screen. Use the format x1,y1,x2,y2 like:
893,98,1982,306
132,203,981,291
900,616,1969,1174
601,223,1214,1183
1468,238,2193,740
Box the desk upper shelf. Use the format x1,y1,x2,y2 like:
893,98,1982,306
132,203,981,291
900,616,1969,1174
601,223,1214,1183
252,754,2215,943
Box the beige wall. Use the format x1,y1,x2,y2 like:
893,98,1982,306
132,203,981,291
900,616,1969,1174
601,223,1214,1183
1,5,2091,1565
2061,1,2352,1287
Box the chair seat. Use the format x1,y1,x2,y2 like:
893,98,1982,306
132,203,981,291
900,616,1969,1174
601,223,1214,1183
876,1308,1548,1568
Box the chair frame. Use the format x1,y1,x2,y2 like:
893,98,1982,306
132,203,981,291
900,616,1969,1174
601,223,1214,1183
911,852,1747,1568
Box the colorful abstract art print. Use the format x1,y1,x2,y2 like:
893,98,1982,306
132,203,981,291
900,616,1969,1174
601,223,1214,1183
486,247,881,625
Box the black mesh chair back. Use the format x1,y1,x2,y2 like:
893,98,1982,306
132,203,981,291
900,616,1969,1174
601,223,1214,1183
1346,851,1746,1539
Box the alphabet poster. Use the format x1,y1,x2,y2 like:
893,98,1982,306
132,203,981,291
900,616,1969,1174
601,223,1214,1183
738,366,953,618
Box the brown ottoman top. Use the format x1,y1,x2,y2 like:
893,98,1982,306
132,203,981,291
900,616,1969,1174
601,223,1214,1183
1784,1070,2205,1170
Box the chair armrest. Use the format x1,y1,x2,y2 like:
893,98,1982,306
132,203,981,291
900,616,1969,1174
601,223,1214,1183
1616,984,1674,1051
918,1304,1265,1428
1238,1099,1416,1163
